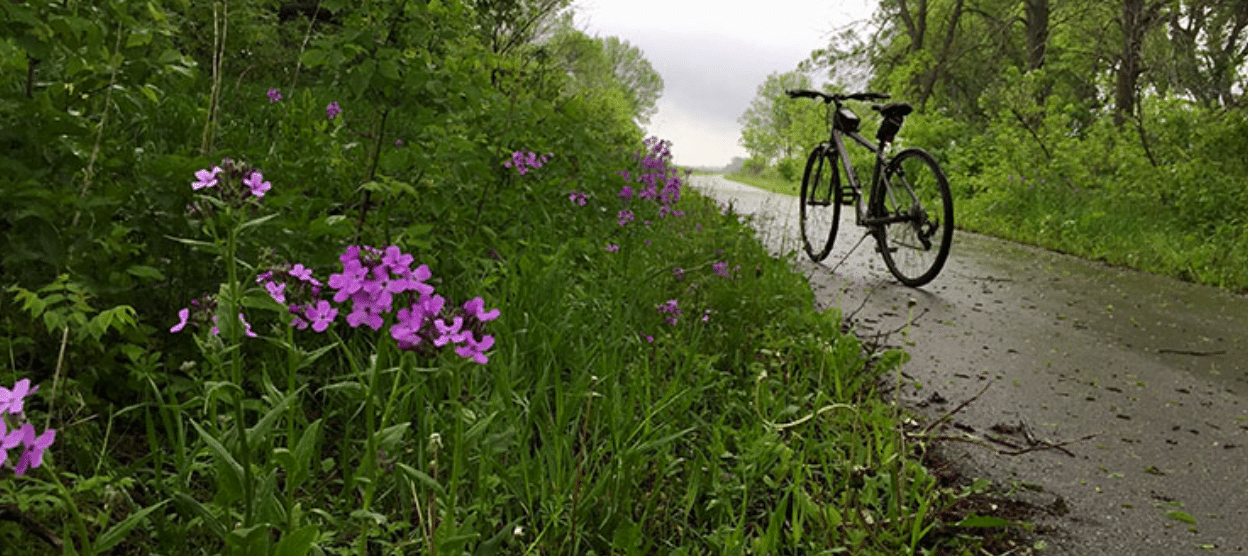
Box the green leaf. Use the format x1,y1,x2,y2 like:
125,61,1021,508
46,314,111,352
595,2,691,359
126,265,165,280
275,524,319,556
301,48,327,67
238,212,280,233
246,388,301,442
955,514,1016,528
92,500,169,553
1167,511,1197,525
396,463,446,496
191,420,244,498
297,343,339,371
226,523,271,556
171,492,228,541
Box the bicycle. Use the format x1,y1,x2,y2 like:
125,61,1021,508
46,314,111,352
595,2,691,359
786,89,953,287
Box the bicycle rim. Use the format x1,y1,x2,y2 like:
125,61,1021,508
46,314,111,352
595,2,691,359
799,149,841,262
878,148,953,286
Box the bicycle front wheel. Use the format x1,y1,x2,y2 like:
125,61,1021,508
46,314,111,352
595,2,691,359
876,148,953,287
799,147,842,262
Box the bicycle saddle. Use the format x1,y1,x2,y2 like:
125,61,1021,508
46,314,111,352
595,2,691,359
872,102,913,118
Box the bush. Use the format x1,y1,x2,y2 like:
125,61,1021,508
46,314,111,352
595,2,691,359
776,156,802,182
742,157,768,175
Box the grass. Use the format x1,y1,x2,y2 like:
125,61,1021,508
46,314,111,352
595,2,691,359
954,184,1248,291
0,145,1012,555
722,169,801,197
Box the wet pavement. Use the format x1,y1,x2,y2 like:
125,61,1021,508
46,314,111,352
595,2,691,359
691,174,1248,555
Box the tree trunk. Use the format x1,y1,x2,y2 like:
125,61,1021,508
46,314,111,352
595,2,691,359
1115,0,1165,126
1024,0,1049,71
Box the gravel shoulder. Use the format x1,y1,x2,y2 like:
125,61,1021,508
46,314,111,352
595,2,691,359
692,174,1248,555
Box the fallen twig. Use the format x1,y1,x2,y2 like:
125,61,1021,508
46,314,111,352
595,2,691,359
1157,348,1226,356
922,381,993,436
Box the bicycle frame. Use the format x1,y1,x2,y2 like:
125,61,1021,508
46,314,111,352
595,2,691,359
825,118,915,229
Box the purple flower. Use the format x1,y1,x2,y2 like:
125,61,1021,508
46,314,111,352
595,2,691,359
192,167,222,190
265,281,287,304
345,302,384,331
454,331,495,364
658,299,681,325
13,424,55,476
568,191,587,206
618,185,634,200
170,308,190,333
326,101,342,120
244,171,272,198
0,379,37,416
304,300,338,333
239,313,258,338
329,259,368,303
267,88,283,103
0,421,24,467
672,267,684,281
713,261,730,278
617,209,634,227
390,304,427,349
289,264,314,282
382,246,414,273
432,316,463,347
605,244,619,253
463,297,500,322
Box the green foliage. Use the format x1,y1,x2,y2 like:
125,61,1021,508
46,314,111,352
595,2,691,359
0,2,997,554
738,70,825,163
806,0,1248,291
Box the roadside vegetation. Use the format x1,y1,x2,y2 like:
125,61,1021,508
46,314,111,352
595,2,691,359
735,0,1248,291
0,1,1013,554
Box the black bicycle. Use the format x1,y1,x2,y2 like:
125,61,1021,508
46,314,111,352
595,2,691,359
786,89,953,287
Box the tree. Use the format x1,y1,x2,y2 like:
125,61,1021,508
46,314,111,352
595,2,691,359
541,16,664,127
600,36,664,125
738,71,817,164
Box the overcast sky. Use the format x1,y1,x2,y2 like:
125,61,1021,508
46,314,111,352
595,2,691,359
573,0,878,168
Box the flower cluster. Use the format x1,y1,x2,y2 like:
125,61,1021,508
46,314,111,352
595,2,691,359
1,379,56,477
657,299,681,325
568,191,587,206
615,136,685,226
326,101,342,120
257,263,336,332
267,88,283,103
616,209,634,227
170,245,500,364
191,158,272,204
504,151,551,175
329,245,499,364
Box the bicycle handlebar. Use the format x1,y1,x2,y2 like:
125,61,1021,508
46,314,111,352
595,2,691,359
785,89,890,103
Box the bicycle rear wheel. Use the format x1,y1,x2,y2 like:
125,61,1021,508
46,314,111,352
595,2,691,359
799,148,842,262
876,148,953,286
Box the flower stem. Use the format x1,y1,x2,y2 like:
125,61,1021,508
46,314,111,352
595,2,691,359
224,215,255,527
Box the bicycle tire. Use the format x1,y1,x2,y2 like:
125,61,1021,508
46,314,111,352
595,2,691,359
798,147,842,262
876,147,953,287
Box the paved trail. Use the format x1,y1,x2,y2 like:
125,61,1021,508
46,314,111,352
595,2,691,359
691,174,1248,555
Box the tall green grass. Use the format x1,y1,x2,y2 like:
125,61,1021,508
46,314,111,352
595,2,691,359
1,143,1002,555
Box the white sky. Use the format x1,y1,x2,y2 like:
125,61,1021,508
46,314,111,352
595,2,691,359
573,0,878,168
